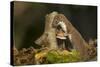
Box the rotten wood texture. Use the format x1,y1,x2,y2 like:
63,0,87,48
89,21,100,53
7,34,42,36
35,12,58,49
35,11,92,60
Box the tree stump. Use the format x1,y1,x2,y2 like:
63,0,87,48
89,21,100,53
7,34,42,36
35,11,90,60
35,12,58,49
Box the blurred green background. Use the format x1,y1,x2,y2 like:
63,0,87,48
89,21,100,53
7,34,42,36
11,1,97,49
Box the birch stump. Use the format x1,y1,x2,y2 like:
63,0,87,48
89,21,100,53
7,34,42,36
53,13,90,60
35,11,90,60
35,12,58,49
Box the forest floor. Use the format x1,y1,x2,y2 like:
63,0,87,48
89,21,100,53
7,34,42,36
13,46,97,66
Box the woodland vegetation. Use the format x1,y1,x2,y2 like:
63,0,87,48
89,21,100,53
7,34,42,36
13,12,97,66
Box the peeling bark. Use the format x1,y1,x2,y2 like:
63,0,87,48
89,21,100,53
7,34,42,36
35,11,90,60
53,13,90,60
35,12,58,49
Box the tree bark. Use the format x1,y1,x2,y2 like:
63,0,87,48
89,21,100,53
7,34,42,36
35,11,90,60
53,14,90,60
35,12,58,49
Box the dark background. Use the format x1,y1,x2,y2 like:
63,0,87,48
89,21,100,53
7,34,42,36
11,1,97,49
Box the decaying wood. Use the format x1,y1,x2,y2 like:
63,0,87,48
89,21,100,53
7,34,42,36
35,12,58,49
53,13,90,60
35,11,94,60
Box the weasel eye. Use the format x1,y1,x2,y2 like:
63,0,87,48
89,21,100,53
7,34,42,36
56,20,58,24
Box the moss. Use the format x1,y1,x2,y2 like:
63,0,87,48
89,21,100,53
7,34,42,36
46,49,81,64
14,47,95,65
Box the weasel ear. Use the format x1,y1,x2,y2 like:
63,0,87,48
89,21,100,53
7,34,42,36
52,19,57,28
